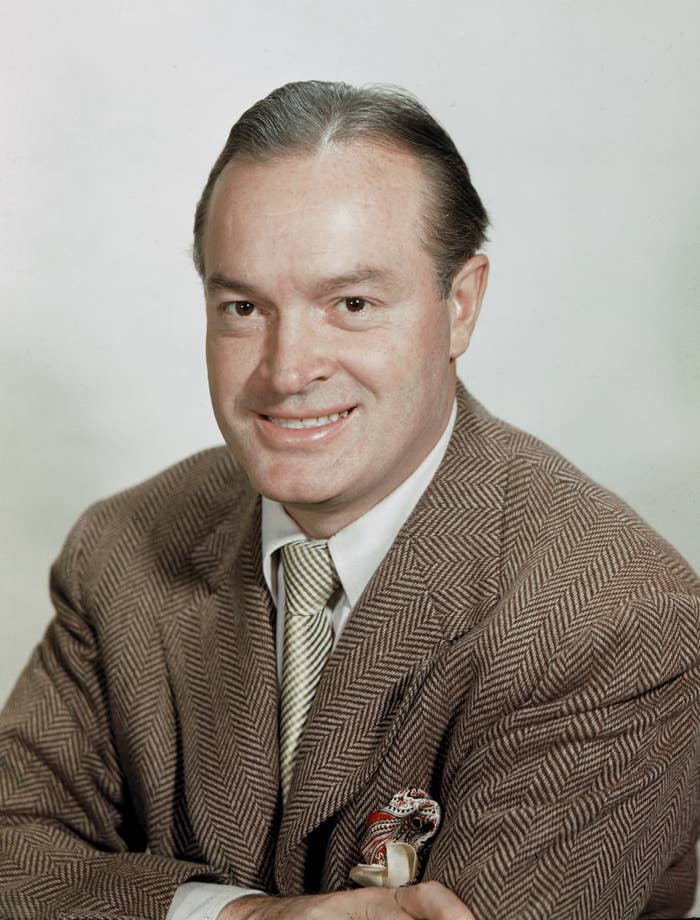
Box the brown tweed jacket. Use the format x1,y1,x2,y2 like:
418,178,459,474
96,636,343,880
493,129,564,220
1,385,699,920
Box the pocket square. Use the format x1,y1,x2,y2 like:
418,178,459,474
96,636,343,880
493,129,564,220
349,787,441,888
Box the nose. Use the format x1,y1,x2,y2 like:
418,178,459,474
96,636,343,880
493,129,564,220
263,309,334,396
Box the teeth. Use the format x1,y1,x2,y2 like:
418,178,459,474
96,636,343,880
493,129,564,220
267,410,350,429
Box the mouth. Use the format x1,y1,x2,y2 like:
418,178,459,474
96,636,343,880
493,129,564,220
261,407,354,429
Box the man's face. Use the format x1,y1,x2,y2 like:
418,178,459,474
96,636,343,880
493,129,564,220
203,142,484,535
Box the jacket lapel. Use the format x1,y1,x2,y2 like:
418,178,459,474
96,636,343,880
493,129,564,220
161,482,281,888
275,535,446,892
275,384,506,893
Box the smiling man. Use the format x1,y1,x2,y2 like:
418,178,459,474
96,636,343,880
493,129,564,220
1,82,699,920
203,141,484,538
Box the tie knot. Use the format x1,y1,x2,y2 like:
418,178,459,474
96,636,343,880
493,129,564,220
281,540,340,617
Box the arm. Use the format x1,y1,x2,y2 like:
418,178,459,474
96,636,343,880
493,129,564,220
167,883,266,920
215,882,475,919
424,580,700,920
0,513,229,920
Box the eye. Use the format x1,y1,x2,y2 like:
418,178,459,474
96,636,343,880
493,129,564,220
222,301,256,317
340,297,369,313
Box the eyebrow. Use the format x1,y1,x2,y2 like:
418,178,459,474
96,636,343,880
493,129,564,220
205,273,260,298
311,267,396,297
205,266,396,299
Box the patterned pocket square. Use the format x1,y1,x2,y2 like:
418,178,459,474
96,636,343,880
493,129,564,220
349,787,441,888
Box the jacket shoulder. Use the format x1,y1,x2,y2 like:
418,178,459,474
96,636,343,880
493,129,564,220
455,388,698,589
82,445,246,530
53,446,252,601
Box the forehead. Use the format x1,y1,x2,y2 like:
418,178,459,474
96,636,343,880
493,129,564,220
203,142,432,284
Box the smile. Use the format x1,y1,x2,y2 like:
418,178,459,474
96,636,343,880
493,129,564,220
264,409,352,429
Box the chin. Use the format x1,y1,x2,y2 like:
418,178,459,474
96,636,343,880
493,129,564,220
263,487,339,509
240,451,342,501
253,474,342,509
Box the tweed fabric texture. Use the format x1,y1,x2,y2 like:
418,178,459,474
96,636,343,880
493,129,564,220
1,383,699,920
279,540,339,802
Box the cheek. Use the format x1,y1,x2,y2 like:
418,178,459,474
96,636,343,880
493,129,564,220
342,322,448,411
206,346,231,403
359,315,449,385
206,338,256,400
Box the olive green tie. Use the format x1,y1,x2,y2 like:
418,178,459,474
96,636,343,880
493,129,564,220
279,540,339,802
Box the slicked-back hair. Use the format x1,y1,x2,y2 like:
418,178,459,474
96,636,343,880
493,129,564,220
192,80,489,299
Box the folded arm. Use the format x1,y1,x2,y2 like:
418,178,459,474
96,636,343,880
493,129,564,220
424,586,700,920
0,514,229,920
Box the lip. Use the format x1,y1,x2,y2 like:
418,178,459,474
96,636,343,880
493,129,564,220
257,403,356,420
254,406,356,447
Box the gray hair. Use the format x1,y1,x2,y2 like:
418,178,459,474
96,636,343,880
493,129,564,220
192,80,489,298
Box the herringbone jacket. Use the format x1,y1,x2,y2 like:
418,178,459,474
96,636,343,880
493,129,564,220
1,385,699,920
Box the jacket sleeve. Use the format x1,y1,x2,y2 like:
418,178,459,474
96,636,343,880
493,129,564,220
0,512,230,920
424,539,700,919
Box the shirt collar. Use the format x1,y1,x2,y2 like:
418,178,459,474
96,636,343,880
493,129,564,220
261,397,457,607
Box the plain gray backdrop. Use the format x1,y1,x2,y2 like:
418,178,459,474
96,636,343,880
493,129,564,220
1,2,699,904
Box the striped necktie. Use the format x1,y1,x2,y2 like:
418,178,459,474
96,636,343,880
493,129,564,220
279,539,340,802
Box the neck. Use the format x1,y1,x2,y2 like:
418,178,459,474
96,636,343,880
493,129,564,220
282,495,379,540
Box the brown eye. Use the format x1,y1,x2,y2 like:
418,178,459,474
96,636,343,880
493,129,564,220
343,297,368,312
224,301,256,317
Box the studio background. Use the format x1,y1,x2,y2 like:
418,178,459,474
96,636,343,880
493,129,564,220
1,3,698,900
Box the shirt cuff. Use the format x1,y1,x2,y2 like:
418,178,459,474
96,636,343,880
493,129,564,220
166,881,266,920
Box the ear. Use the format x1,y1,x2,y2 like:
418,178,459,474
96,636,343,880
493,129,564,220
447,254,489,359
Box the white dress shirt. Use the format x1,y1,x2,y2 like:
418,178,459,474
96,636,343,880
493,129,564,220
167,400,456,920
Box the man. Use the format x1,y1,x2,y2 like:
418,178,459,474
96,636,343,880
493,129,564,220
0,81,698,920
